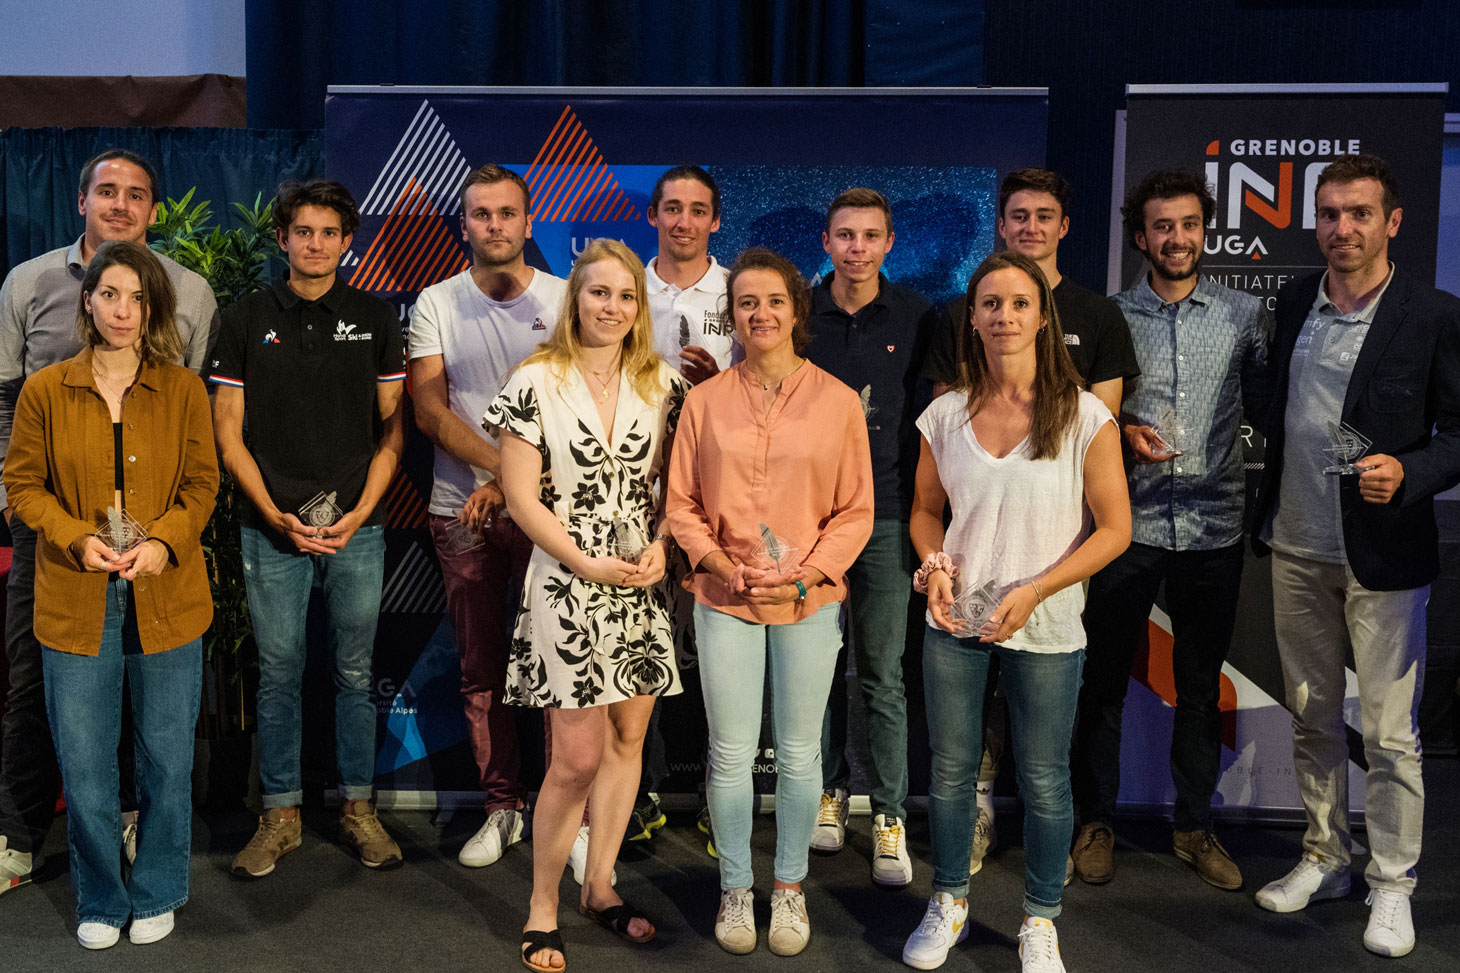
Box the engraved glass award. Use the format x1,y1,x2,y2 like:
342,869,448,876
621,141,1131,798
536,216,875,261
1149,406,1184,458
438,515,485,555
1323,421,1374,476
96,506,147,553
299,490,343,529
678,313,692,349
609,516,648,564
751,523,800,575
949,578,999,633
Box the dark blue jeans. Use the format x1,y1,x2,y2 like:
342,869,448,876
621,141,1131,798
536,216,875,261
43,577,201,927
1073,541,1244,832
242,525,385,808
923,625,1082,916
820,518,913,820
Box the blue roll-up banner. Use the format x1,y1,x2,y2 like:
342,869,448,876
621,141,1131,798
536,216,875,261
1113,84,1447,819
324,86,1049,806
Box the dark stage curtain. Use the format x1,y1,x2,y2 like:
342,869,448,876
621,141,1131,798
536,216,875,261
0,127,323,271
246,0,985,130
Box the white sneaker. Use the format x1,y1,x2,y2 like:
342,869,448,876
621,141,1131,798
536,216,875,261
129,911,174,945
715,887,756,955
1255,853,1349,913
1017,916,1066,973
122,811,139,866
970,806,996,876
902,892,969,969
77,922,120,950
810,788,849,852
567,825,616,887
1364,889,1415,957
768,887,810,956
0,836,33,895
457,807,524,867
872,813,914,887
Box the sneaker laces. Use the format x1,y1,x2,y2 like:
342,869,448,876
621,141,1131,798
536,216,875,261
1366,890,1406,934
1277,854,1326,892
769,891,805,935
874,819,905,858
246,814,294,849
1018,918,1059,967
346,809,389,842
974,813,994,842
915,896,958,938
720,889,752,927
816,792,844,826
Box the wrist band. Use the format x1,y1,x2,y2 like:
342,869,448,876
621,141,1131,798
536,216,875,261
1031,580,1044,603
793,580,807,602
913,552,959,593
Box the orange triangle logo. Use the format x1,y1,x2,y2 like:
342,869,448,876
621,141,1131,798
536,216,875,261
524,106,641,223
351,177,469,293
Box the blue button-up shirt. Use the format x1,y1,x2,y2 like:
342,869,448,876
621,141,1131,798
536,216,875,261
1114,275,1272,551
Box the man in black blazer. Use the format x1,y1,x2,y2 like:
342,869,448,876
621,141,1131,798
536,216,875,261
1249,154,1460,958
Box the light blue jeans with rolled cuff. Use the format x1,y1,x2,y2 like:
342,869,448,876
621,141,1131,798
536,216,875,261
43,576,202,927
695,601,843,891
242,524,385,808
923,624,1083,917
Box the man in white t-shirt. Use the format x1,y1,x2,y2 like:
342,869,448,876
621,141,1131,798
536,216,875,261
408,164,566,869
646,166,737,384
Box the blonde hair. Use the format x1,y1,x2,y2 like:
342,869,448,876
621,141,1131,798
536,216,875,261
523,239,667,404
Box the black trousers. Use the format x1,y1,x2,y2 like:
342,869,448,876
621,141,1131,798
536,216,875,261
1072,541,1245,832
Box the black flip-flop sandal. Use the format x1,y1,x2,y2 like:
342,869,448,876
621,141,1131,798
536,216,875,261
521,929,565,972
578,902,656,944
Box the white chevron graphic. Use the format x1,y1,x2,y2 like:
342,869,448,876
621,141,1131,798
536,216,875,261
360,100,472,217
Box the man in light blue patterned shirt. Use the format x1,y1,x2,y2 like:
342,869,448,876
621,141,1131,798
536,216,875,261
1070,170,1271,893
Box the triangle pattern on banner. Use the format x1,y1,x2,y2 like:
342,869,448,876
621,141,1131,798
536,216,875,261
351,178,469,293
361,100,471,217
524,105,641,223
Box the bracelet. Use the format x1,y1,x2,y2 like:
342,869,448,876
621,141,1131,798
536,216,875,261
653,531,671,546
912,552,959,593
793,580,807,602
1031,580,1044,603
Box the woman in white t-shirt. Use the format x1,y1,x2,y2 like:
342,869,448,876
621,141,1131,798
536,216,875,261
900,251,1129,973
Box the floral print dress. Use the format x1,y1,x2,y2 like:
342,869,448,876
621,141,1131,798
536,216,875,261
483,359,686,708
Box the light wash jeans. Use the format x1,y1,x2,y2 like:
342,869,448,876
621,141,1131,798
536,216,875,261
43,577,201,927
923,624,1082,916
242,524,385,808
695,601,842,890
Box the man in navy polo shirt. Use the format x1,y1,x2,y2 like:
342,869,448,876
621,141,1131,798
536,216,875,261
211,179,407,878
805,187,937,888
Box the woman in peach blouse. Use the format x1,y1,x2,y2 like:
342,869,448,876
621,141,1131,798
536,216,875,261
666,247,873,958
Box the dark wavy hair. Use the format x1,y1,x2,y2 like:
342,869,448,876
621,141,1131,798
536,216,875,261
1121,169,1215,251
998,168,1073,220
274,179,361,238
724,248,812,356
1317,154,1400,216
954,250,1082,460
76,240,181,366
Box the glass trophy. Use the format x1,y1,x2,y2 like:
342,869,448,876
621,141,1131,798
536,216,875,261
1323,421,1374,476
1149,406,1184,458
751,523,800,576
678,313,692,349
96,506,146,553
438,515,485,555
299,490,343,529
609,516,648,564
949,578,999,633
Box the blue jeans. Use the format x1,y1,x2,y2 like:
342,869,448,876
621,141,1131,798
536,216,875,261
42,578,201,927
923,625,1083,916
241,525,385,807
820,518,913,819
695,601,842,890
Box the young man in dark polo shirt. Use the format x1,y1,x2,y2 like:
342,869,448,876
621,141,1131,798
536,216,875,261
210,179,407,878
806,187,937,888
924,168,1140,879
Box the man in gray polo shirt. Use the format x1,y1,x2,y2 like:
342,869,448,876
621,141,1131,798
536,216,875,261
0,149,218,896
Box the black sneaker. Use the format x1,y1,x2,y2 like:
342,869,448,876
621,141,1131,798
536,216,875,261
697,803,719,859
625,796,667,842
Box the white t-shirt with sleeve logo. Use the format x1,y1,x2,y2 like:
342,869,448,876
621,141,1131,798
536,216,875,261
408,268,567,516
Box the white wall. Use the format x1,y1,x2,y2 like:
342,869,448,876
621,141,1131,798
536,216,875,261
0,0,245,76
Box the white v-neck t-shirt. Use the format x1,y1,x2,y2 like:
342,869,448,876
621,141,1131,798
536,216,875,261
915,389,1113,652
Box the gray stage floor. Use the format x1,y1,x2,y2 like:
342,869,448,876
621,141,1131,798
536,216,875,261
2,760,1459,972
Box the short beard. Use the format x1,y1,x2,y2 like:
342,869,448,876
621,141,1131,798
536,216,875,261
473,240,525,269
1145,246,1200,282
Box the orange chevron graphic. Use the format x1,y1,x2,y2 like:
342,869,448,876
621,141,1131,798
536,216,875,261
352,178,469,293
524,105,640,222
1133,619,1238,751
384,469,428,529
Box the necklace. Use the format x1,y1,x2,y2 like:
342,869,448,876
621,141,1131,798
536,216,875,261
92,364,138,399
582,353,622,399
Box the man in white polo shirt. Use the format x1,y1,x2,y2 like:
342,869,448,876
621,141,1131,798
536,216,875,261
646,166,738,384
408,164,566,868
